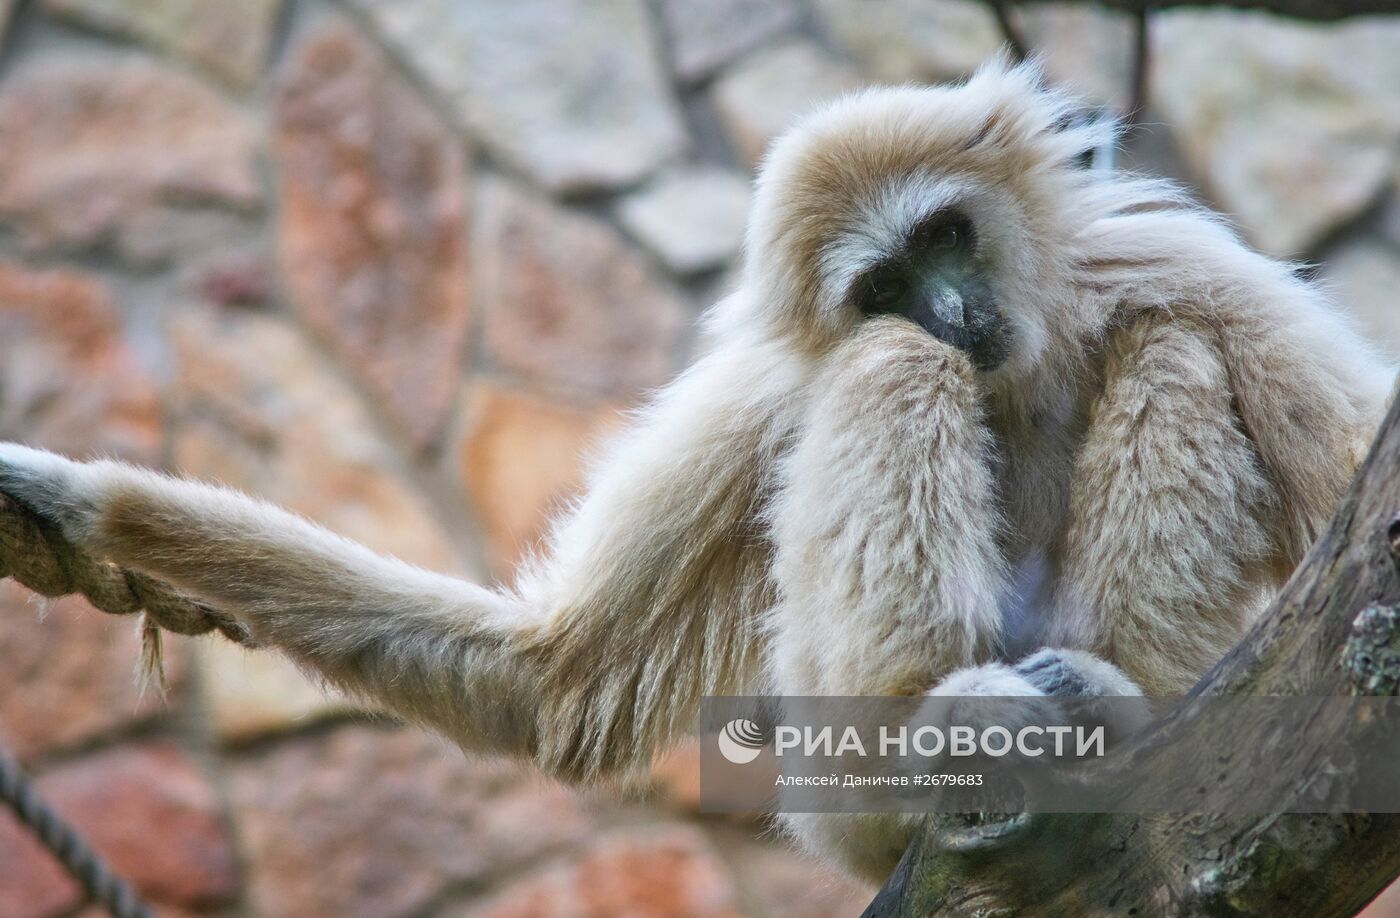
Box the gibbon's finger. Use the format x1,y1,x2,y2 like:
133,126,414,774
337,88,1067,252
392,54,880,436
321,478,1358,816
0,442,97,539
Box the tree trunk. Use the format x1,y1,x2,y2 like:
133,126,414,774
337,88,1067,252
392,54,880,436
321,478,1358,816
1009,0,1400,21
862,397,1400,915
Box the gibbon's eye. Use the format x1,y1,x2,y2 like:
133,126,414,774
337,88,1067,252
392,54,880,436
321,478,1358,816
866,272,910,312
917,211,976,253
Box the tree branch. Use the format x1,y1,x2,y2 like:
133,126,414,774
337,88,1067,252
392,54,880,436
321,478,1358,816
863,395,1400,916
1009,0,1400,21
1125,7,1151,126
987,0,1031,61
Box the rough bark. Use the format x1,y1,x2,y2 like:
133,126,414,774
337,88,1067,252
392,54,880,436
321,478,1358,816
862,397,1400,915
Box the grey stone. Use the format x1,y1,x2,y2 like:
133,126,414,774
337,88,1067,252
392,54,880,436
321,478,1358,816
232,725,596,918
0,263,163,464
662,0,800,84
1320,239,1400,360
0,587,183,764
1018,3,1136,112
167,307,467,577
44,0,283,87
712,41,866,167
348,0,686,194
1154,11,1400,256
475,177,688,396
274,20,473,450
447,827,744,917
119,206,256,268
811,0,1002,84
618,167,751,275
0,52,261,258
196,639,357,744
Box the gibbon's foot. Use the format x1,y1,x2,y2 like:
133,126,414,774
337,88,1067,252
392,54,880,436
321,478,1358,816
916,660,1066,756
1013,648,1154,749
916,652,1147,766
898,663,1058,832
1012,648,1143,698
913,651,1144,748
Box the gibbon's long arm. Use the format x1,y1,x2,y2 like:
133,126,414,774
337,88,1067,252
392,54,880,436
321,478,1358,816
764,318,1014,880
1053,208,1395,694
1053,313,1277,694
767,317,1007,697
1078,209,1393,575
0,336,808,782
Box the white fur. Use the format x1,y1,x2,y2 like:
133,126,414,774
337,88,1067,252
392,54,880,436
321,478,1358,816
0,60,1391,884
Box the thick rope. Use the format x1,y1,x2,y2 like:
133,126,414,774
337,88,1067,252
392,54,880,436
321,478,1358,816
0,748,151,918
0,492,255,686
0,491,256,917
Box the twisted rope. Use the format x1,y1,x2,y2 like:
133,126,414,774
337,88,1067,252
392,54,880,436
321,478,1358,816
0,492,254,686
0,492,257,916
0,748,151,918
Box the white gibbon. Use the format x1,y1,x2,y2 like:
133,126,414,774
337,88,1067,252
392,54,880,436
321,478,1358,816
0,61,1391,882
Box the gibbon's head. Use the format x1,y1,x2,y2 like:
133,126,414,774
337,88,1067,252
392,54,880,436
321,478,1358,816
730,59,1118,385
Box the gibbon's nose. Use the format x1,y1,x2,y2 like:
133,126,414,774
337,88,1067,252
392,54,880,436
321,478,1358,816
926,277,968,328
907,273,1010,371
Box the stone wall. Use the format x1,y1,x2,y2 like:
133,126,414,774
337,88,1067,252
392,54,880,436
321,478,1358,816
0,1,1396,916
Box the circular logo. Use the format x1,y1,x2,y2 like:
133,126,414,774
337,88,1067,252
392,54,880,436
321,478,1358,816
717,718,766,765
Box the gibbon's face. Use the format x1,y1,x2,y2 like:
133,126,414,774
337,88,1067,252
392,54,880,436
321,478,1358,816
846,202,1007,371
736,63,1097,385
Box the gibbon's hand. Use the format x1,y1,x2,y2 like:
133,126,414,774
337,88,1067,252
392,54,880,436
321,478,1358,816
0,442,104,543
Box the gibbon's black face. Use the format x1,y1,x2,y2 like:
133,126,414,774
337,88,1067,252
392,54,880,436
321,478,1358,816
853,209,1010,371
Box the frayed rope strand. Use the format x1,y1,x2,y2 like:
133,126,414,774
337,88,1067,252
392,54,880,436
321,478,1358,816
137,613,168,697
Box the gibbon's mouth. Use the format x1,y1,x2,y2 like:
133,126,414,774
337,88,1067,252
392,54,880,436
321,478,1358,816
907,299,1011,372
896,274,1008,372
861,268,1011,371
